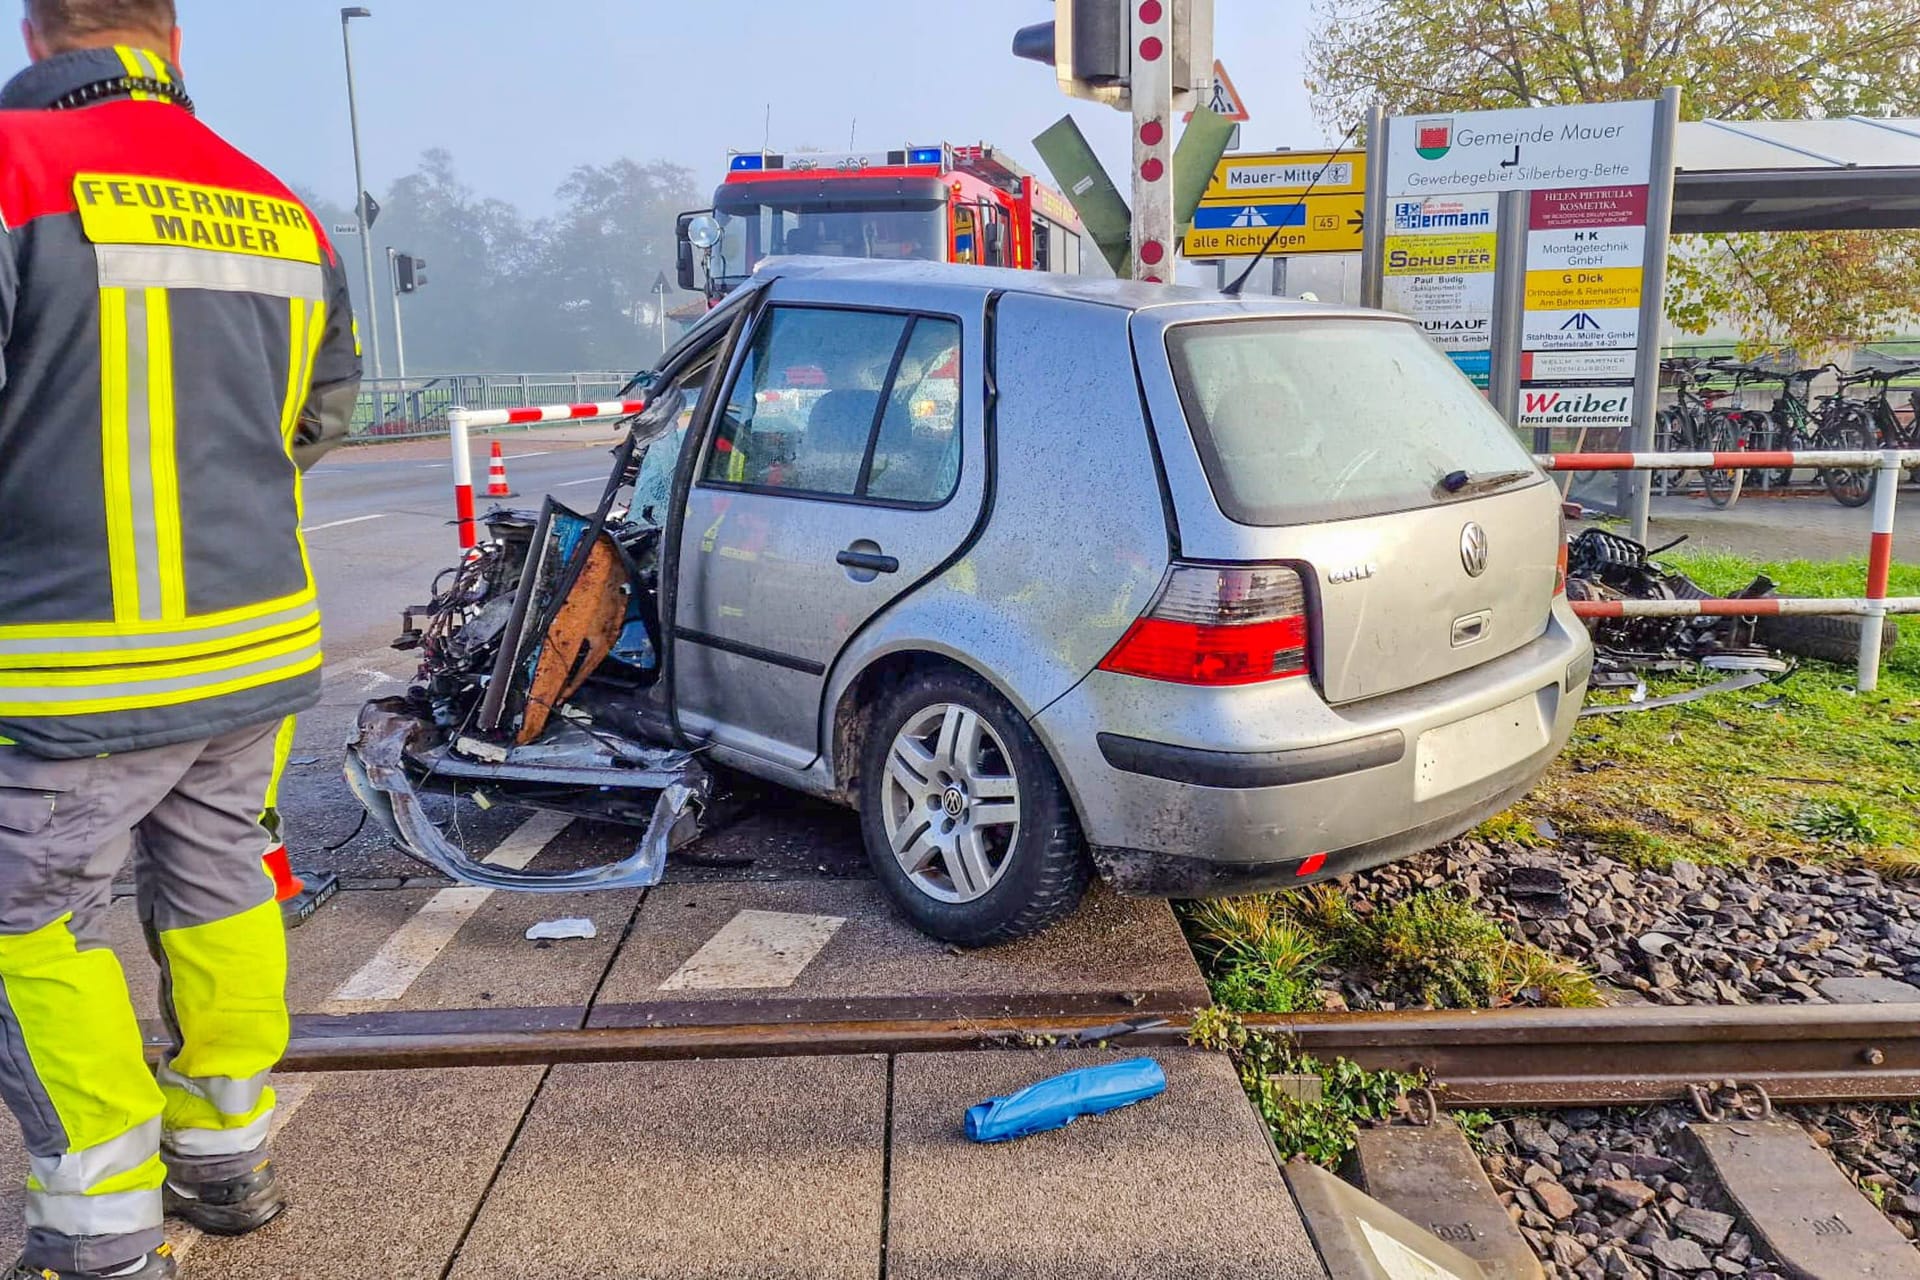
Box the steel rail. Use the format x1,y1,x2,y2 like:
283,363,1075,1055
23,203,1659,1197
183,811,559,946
225,1002,1920,1108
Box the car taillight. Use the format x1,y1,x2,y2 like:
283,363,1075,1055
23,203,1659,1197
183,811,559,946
1099,563,1310,686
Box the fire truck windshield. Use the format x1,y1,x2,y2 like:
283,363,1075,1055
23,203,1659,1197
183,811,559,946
708,197,945,282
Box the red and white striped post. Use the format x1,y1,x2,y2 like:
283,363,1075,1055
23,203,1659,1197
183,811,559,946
1130,0,1174,284
1860,451,1905,691
448,404,477,550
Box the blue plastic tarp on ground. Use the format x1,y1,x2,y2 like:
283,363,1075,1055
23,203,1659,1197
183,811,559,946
964,1057,1168,1143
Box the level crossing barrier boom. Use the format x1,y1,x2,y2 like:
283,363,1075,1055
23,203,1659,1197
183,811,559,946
1535,447,1920,690
444,400,647,549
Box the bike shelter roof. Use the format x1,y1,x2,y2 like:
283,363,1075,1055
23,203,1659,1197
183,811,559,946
1674,116,1920,233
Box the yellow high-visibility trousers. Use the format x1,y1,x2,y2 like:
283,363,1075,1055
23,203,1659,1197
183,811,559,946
0,720,288,1275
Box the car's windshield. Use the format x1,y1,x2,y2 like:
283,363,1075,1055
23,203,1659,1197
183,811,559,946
1165,317,1542,526
709,200,944,281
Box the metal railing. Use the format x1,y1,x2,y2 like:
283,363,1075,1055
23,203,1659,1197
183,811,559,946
1538,447,1920,690
351,372,632,440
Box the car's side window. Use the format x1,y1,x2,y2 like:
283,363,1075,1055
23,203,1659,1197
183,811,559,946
702,306,963,507
704,308,910,497
865,318,962,504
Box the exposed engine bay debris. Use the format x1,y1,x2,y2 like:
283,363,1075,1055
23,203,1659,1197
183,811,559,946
1564,529,1786,674
345,390,726,891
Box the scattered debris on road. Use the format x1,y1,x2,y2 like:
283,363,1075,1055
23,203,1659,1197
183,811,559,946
526,918,599,942
964,1057,1168,1143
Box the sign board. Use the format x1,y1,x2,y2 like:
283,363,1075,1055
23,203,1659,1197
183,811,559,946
1520,184,1650,386
1384,101,1657,196
1202,151,1365,201
1185,150,1366,257
1381,194,1498,387
1518,384,1636,433
1185,60,1249,123
331,223,360,237
1185,194,1364,257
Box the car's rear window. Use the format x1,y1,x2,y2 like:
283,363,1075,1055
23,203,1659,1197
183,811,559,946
1164,318,1541,526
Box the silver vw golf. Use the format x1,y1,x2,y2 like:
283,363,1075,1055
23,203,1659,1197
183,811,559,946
348,258,1592,946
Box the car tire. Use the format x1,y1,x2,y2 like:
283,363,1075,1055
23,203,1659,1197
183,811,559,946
1756,613,1900,667
857,669,1089,946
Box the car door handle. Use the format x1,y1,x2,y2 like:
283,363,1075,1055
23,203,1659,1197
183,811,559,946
837,549,900,574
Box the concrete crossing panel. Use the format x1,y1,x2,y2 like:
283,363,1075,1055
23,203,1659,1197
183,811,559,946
886,1049,1326,1279
595,879,1209,1015
449,1056,888,1280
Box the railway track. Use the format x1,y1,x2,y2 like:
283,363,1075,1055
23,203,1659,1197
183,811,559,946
178,998,1920,1108
213,998,1920,1277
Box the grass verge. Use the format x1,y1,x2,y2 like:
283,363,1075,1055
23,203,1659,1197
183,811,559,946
1181,885,1603,1013
1523,551,1920,872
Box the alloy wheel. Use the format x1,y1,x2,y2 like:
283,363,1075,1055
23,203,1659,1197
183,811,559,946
879,703,1022,904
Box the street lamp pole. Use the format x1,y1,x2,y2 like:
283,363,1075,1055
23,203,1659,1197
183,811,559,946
340,7,384,381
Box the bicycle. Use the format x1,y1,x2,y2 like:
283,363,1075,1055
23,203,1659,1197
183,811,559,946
1810,366,1881,507
1653,357,1740,507
1743,366,1824,491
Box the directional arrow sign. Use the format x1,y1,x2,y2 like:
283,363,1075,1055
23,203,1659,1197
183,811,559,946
1184,192,1365,257
1202,149,1366,201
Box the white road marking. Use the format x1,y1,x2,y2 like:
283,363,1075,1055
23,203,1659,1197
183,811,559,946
660,910,846,991
302,513,387,533
319,660,402,693
164,1078,317,1262
326,810,575,1005
558,477,604,487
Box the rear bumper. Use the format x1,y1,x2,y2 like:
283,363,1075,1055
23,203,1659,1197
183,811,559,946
1033,601,1590,895
1087,770,1544,895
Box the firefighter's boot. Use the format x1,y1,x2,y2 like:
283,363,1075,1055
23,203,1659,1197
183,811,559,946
162,1160,287,1236
6,1244,177,1279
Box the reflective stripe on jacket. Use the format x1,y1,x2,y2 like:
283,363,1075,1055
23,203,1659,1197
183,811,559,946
0,48,362,757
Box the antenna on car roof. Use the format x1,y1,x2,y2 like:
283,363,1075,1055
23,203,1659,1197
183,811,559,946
1222,118,1362,299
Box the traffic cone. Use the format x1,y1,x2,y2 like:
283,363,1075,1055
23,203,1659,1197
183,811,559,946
262,841,340,929
486,442,516,498
263,842,303,902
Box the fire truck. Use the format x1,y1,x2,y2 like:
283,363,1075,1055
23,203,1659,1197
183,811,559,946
675,143,1087,299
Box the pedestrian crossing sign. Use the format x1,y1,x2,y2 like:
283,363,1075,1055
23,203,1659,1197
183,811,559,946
1186,61,1249,123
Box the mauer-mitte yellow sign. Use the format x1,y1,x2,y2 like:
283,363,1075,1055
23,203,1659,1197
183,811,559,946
1185,150,1368,259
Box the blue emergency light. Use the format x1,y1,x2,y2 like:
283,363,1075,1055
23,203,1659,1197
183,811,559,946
908,147,943,166
730,154,766,172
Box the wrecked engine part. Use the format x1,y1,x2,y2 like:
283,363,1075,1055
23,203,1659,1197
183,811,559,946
1579,670,1772,717
342,385,738,893
1565,528,1781,673
345,699,710,891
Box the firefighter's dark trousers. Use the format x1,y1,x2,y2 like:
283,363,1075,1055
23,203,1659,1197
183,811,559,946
0,721,289,1273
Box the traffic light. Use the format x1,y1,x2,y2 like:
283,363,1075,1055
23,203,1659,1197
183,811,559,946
1013,0,1213,110
394,252,427,294
1013,1,1128,107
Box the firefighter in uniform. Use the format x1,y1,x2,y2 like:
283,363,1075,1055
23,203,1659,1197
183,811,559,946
0,2,360,1275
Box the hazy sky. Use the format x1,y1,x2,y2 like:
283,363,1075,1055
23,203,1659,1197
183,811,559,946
0,1,1325,215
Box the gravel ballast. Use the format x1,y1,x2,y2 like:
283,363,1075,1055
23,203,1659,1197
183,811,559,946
1475,1106,1787,1279
1325,836,1920,1009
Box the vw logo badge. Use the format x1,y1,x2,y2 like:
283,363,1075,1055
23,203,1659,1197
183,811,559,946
1460,523,1490,577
